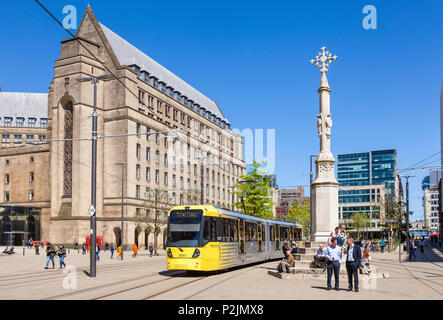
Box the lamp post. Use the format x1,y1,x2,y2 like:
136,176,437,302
115,162,125,260
77,73,111,277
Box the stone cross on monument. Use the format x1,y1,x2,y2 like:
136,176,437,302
309,46,339,242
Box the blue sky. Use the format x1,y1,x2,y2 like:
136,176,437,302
0,0,442,221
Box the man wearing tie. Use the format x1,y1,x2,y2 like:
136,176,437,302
324,237,342,291
346,237,362,292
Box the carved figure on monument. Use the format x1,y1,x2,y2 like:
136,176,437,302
325,114,332,138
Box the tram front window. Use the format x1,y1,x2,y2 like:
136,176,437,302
167,210,203,247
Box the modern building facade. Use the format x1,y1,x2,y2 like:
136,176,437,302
0,7,245,247
337,149,398,237
426,172,441,232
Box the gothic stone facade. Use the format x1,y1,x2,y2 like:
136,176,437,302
0,7,245,248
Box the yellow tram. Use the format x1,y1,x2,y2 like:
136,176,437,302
166,205,302,272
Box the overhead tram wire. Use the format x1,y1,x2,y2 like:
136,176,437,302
397,151,442,173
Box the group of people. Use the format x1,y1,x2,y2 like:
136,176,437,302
2,247,16,255
278,224,380,292
44,243,66,269
318,236,366,291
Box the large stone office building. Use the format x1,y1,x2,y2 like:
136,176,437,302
0,7,245,247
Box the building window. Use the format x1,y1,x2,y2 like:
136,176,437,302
136,123,141,136
4,192,10,202
164,172,168,185
155,151,159,164
194,164,197,176
136,185,141,199
157,100,163,112
155,133,159,145
144,148,150,162
155,170,159,183
4,117,12,126
180,177,184,188
5,174,9,184
38,135,46,143
26,135,34,144
172,174,176,187
14,135,22,144
164,153,168,166
16,117,25,127
136,144,141,158
146,167,150,181
136,165,141,179
146,127,151,140
40,118,48,128
180,159,183,172
2,134,10,143
138,90,145,104
29,172,34,183
29,190,34,201
28,118,37,127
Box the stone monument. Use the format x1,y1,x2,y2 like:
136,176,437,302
310,46,339,242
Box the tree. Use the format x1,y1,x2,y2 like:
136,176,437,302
380,193,406,250
133,188,173,256
350,212,369,241
231,160,274,219
286,199,310,240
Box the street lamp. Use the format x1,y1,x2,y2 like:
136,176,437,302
115,162,125,260
76,73,112,278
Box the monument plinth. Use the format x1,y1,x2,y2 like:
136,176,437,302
310,47,339,242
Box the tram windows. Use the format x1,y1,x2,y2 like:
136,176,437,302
222,218,238,242
202,217,218,245
245,222,257,242
270,225,275,241
258,224,263,252
230,220,238,242
281,227,290,241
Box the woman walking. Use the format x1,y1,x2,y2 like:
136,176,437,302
58,244,66,269
132,243,138,258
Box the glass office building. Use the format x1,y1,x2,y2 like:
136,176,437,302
337,149,397,238
337,149,397,195
0,206,41,246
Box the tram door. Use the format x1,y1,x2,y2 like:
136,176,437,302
257,223,263,252
238,219,245,254
275,225,280,250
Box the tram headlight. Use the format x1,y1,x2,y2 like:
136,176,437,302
167,248,173,258
192,248,200,258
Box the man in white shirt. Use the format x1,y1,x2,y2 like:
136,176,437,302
324,238,342,291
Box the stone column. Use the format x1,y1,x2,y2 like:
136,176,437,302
310,47,339,242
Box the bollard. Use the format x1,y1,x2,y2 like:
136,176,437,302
23,247,25,256
68,248,70,254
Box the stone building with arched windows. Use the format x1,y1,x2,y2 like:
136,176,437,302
0,6,245,248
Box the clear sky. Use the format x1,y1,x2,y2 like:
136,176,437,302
0,0,442,221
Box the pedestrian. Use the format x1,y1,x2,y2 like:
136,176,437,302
58,244,66,269
82,242,86,255
346,237,361,292
290,241,298,254
149,243,154,257
35,242,40,255
338,225,347,247
282,240,289,258
324,237,342,291
44,242,56,269
314,243,326,269
419,238,425,254
329,227,339,246
133,243,138,258
117,245,122,259
74,240,78,250
279,250,295,273
362,248,372,274
409,239,417,262
110,243,115,259
379,239,385,253
27,238,33,249
96,244,101,261
105,242,109,251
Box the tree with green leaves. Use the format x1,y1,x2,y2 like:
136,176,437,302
350,212,369,240
231,160,274,219
133,188,173,256
286,199,310,240
380,193,406,251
